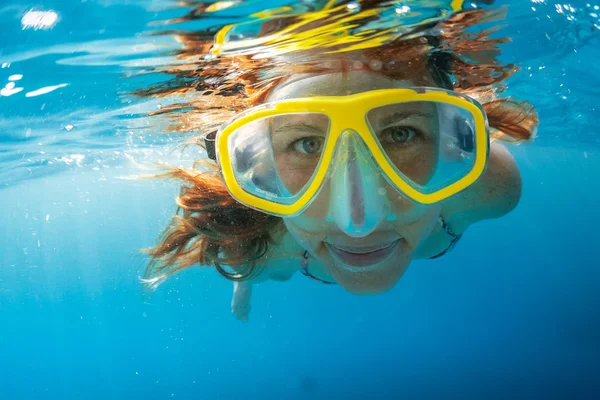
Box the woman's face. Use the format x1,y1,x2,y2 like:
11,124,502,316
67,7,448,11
266,69,442,294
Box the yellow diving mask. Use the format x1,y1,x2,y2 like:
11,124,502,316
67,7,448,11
205,87,489,219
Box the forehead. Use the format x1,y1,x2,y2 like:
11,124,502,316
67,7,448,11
267,70,426,102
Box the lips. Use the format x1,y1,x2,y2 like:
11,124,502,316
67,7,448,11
325,239,401,267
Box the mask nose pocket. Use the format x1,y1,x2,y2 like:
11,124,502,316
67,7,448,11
326,130,392,238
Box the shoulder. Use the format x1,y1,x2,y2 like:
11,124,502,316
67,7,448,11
414,142,521,259
442,141,522,234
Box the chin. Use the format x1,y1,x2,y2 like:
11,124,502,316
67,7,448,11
320,242,413,295
339,279,398,295
333,262,410,294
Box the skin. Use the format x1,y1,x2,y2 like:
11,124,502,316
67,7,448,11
230,70,522,322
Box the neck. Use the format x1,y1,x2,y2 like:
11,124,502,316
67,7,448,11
261,230,306,262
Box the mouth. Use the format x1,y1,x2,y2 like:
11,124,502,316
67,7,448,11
325,239,401,268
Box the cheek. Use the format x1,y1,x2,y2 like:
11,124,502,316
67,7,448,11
388,192,415,213
393,203,441,248
283,215,328,248
275,155,314,194
409,148,438,184
390,141,438,186
299,184,331,219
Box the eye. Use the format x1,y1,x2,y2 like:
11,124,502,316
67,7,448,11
293,137,324,155
380,126,419,144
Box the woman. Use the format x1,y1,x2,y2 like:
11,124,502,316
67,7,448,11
138,1,538,321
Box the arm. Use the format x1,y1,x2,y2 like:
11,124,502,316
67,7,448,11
230,260,298,322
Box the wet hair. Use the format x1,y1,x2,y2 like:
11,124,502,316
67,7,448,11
137,2,539,288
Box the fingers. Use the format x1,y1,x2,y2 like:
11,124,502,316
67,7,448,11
232,301,251,322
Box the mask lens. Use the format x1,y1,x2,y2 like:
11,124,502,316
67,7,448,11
227,113,330,203
366,101,480,194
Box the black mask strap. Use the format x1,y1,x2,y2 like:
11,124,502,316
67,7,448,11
204,131,217,160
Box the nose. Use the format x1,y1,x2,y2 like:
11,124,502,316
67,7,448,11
327,131,392,238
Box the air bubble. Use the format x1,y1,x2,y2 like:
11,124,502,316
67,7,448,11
346,1,360,12
395,6,410,14
369,60,383,71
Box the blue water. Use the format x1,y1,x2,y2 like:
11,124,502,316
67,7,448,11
1,0,599,399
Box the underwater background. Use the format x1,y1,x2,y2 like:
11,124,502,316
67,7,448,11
1,0,599,399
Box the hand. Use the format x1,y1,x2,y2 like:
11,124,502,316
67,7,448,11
231,281,252,322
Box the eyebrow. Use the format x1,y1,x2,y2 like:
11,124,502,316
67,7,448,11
273,122,327,135
379,111,433,127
